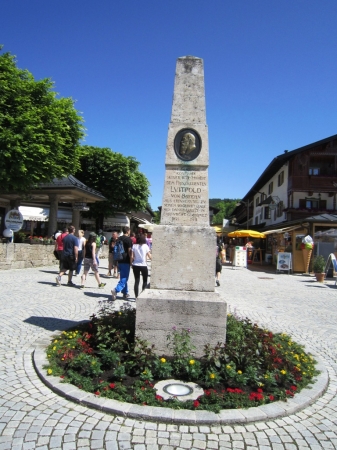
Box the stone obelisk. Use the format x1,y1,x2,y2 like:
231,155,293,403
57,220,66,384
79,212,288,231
136,56,227,357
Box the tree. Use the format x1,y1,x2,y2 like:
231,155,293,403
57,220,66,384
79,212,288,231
211,198,239,224
0,48,84,193
75,146,150,229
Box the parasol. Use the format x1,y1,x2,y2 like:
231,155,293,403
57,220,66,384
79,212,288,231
227,229,266,238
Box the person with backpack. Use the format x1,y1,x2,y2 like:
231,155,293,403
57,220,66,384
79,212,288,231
80,232,106,289
111,226,133,301
95,229,106,266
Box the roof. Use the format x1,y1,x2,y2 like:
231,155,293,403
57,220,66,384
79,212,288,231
242,133,337,201
37,175,106,200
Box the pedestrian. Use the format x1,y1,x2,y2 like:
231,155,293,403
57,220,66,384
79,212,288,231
54,227,68,271
131,234,152,299
215,241,222,287
55,225,78,287
80,232,106,289
107,231,119,277
75,229,86,276
130,232,136,245
95,229,106,266
111,226,133,301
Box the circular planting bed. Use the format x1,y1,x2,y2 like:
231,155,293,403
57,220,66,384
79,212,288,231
40,302,323,417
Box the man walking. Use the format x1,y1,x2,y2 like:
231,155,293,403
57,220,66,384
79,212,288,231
55,225,78,287
111,226,133,300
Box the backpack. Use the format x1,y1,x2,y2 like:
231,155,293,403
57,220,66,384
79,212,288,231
113,238,125,261
96,234,105,248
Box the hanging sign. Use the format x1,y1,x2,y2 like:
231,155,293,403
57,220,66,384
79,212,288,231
5,209,24,232
232,246,247,268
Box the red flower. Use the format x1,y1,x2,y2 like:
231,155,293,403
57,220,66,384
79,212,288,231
290,385,297,391
269,395,275,401
94,391,100,396
204,389,211,396
60,375,64,379
109,383,115,389
257,388,263,393
193,400,200,408
155,395,163,401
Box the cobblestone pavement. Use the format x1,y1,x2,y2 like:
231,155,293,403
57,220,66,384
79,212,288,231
1,261,337,449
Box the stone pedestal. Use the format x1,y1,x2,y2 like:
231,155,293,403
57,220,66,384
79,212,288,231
135,56,227,355
136,289,226,357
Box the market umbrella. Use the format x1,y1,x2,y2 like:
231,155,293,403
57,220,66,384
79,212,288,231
227,229,266,238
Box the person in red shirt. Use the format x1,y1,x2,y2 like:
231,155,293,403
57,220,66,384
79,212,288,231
54,228,68,270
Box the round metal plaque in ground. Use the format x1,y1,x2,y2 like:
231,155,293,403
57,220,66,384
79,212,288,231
154,379,204,402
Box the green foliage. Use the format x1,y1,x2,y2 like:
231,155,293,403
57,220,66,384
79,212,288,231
313,255,326,273
0,49,84,193
45,306,319,413
75,146,150,228
210,198,240,224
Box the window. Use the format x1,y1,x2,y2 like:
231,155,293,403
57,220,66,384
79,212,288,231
264,206,270,219
278,171,284,186
254,216,259,225
299,198,327,209
309,167,320,175
277,201,284,218
268,182,273,194
255,197,260,206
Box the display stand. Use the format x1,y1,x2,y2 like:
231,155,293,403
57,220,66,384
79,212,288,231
325,253,337,284
276,252,292,274
251,249,263,265
232,246,247,269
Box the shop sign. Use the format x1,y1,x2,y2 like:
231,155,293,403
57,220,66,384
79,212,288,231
5,209,24,232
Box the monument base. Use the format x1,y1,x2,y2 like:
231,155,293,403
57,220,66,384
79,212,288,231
135,289,227,357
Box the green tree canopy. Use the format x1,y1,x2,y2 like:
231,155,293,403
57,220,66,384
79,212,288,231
75,146,150,228
0,48,84,193
211,198,240,224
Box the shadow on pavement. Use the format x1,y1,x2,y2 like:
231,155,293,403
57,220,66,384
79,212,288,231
24,316,88,331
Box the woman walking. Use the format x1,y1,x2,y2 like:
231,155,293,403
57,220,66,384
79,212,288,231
75,229,86,276
80,232,106,289
131,234,151,299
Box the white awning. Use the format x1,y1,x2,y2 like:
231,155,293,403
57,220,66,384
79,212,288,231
19,206,73,222
19,206,49,222
104,214,130,227
263,225,302,235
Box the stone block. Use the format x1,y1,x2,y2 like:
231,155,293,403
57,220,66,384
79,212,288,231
136,289,227,357
151,225,216,292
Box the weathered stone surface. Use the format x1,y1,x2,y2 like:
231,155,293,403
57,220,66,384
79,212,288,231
151,225,215,291
0,242,109,270
135,289,226,357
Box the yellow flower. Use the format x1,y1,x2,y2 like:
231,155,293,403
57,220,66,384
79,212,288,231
189,359,195,365
143,370,147,374
61,358,64,361
54,340,58,343
280,370,287,375
160,358,166,363
237,370,242,374
52,346,56,351
264,374,269,379
47,369,52,375
258,382,264,387
209,373,215,379
226,365,231,369
119,312,122,315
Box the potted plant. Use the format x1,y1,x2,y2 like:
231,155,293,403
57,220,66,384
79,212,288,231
313,255,326,282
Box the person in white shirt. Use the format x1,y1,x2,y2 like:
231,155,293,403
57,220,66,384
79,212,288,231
131,234,151,299
75,229,86,276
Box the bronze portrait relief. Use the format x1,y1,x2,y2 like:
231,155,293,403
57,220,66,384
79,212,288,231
174,128,201,161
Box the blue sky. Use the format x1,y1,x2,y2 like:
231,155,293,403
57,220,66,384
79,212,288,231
2,1,337,210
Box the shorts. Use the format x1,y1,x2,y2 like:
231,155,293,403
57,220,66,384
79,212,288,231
62,255,77,271
83,257,99,273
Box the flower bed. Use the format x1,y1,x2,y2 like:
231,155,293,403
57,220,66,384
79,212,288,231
44,304,318,413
